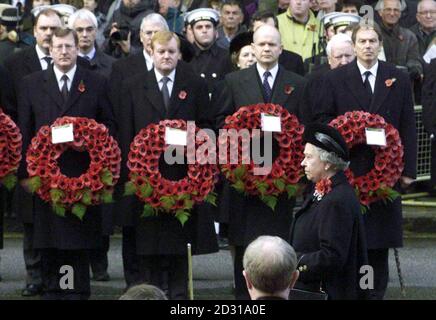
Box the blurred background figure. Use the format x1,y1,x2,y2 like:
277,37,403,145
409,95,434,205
119,283,168,300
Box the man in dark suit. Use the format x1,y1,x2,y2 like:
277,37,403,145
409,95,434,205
109,13,169,120
214,24,307,299
422,59,436,187
118,30,217,299
250,10,305,76
315,22,416,299
17,28,115,300
69,7,116,283
3,8,62,297
109,13,170,288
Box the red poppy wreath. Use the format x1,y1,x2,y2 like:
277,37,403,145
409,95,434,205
0,108,22,190
124,119,219,226
329,111,403,210
24,117,121,219
219,104,305,210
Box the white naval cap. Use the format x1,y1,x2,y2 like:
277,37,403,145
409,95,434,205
184,8,220,26
330,13,361,29
321,12,342,29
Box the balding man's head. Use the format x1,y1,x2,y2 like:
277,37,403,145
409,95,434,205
252,25,283,69
326,33,355,69
416,0,436,32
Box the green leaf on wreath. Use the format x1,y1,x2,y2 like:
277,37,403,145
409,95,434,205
81,189,92,206
204,193,217,206
273,179,286,192
50,188,64,203
72,203,87,221
139,182,153,198
160,196,176,210
1,173,17,191
52,204,66,217
101,190,114,204
184,199,195,210
261,195,278,211
175,210,191,226
233,166,246,180
23,176,42,193
123,181,137,196
100,169,114,186
386,188,400,202
256,181,269,195
176,194,190,201
360,205,368,214
286,184,298,199
232,180,245,193
141,204,154,218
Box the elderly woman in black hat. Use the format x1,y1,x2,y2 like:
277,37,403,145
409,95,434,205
229,31,256,71
290,123,368,300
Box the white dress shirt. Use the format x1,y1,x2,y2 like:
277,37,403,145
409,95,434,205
79,47,96,60
143,50,153,71
53,65,77,92
256,63,279,90
36,45,51,70
357,60,379,93
154,68,176,96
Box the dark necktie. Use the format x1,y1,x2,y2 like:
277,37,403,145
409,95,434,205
43,56,52,69
363,71,373,96
161,76,170,111
262,71,272,102
61,74,69,102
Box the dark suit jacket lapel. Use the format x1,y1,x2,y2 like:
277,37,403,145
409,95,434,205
369,62,392,114
167,66,185,118
143,69,166,118
241,66,264,103
271,66,291,106
61,66,86,115
27,48,43,73
43,66,64,110
345,61,371,111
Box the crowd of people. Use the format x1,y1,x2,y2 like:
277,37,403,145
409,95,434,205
0,0,435,300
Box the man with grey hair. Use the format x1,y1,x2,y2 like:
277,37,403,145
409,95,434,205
376,0,423,84
69,9,115,78
410,0,436,57
243,236,299,300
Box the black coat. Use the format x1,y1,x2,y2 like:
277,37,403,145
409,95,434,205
304,63,331,123
290,171,368,300
117,63,218,255
86,49,116,78
315,60,417,249
279,50,305,76
213,64,308,246
422,59,436,183
17,65,116,249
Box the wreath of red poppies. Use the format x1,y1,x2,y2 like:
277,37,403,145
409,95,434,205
329,111,404,209
24,117,121,219
219,104,305,210
0,108,22,190
125,119,219,226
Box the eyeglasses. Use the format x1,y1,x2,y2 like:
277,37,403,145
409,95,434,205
417,10,436,16
382,8,401,13
52,44,76,51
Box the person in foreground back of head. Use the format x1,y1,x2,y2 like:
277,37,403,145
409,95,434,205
289,123,368,300
119,283,168,300
243,236,299,300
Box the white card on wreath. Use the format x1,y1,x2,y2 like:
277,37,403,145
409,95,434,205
165,127,187,146
261,113,281,132
51,123,74,144
365,127,386,146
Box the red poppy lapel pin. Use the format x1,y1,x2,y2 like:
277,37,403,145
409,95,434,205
284,84,294,95
179,90,187,100
385,78,397,88
78,80,86,93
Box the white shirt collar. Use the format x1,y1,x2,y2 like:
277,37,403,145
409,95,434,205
53,64,77,90
357,60,379,77
154,68,176,84
35,45,48,60
79,47,96,60
256,63,279,80
143,50,153,71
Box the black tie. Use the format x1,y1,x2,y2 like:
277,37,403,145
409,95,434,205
363,71,373,96
61,74,69,102
161,76,170,110
262,71,272,102
43,56,52,69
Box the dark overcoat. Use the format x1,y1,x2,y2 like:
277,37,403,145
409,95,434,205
422,59,436,184
315,60,417,249
17,65,116,250
117,63,218,256
290,171,368,300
